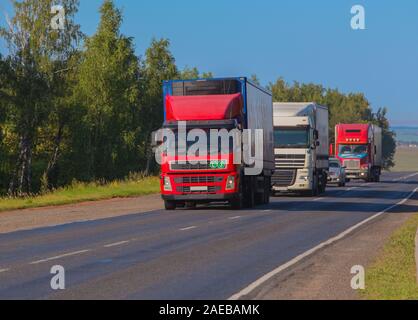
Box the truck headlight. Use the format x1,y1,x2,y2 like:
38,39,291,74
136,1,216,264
226,176,235,191
163,176,172,192
299,176,309,181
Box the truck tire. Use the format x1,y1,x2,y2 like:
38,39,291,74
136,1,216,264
164,200,176,211
255,177,270,205
264,177,271,204
244,178,255,208
230,196,243,210
230,179,244,210
311,174,319,196
320,173,327,194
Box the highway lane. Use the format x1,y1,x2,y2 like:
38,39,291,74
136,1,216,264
0,171,417,299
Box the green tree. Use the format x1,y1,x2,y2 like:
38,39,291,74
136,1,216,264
373,107,396,169
201,71,214,78
75,0,142,181
0,0,81,195
180,66,213,80
141,38,178,173
180,66,199,79
250,74,261,86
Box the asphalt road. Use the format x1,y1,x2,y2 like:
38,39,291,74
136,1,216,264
0,171,417,300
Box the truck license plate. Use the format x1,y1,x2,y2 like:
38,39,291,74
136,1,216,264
190,186,208,192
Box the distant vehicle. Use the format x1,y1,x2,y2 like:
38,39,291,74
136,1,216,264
158,77,274,210
328,158,346,187
335,124,382,182
272,102,329,196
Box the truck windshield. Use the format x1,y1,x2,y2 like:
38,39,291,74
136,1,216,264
329,162,340,168
274,128,309,149
339,145,368,156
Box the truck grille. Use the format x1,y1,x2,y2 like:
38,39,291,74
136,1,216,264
272,169,297,187
174,176,223,184
176,186,221,194
275,154,305,169
170,161,211,171
344,159,360,170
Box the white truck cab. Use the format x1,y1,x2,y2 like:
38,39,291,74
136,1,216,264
272,103,329,196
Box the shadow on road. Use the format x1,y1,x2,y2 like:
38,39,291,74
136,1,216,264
324,190,418,200
379,179,418,185
267,192,418,213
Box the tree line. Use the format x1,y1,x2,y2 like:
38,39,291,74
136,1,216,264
0,0,396,196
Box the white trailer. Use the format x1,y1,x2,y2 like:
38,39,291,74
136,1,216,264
272,102,329,196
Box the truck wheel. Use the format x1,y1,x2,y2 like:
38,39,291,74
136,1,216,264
320,173,327,194
245,184,255,208
164,200,176,211
177,202,186,208
264,178,271,204
230,180,244,210
320,178,327,194
230,196,243,210
311,175,319,196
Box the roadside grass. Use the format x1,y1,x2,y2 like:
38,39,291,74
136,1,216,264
0,176,160,212
392,147,418,172
364,214,418,300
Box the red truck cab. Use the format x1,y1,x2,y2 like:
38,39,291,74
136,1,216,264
335,124,382,182
157,78,274,210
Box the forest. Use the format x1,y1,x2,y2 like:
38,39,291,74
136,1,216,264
0,0,396,196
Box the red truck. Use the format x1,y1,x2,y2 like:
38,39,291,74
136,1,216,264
156,77,274,210
335,124,382,182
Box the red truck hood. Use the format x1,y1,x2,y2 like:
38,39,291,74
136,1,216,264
165,93,243,121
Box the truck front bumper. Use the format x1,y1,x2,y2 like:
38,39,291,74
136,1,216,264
162,193,237,202
272,169,311,192
346,169,368,179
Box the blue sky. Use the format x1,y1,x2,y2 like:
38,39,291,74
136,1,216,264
1,0,418,126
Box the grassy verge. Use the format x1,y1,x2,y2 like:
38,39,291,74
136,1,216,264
392,147,418,172
0,177,160,212
364,214,418,300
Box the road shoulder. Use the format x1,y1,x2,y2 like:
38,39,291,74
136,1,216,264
254,206,417,299
0,194,163,234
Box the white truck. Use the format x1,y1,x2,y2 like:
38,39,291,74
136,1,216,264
272,102,329,196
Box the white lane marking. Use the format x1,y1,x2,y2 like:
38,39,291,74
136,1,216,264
29,249,91,265
393,172,418,182
263,210,272,212
229,187,418,300
313,198,322,201
229,216,242,220
0,268,10,273
104,240,130,248
180,226,197,231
